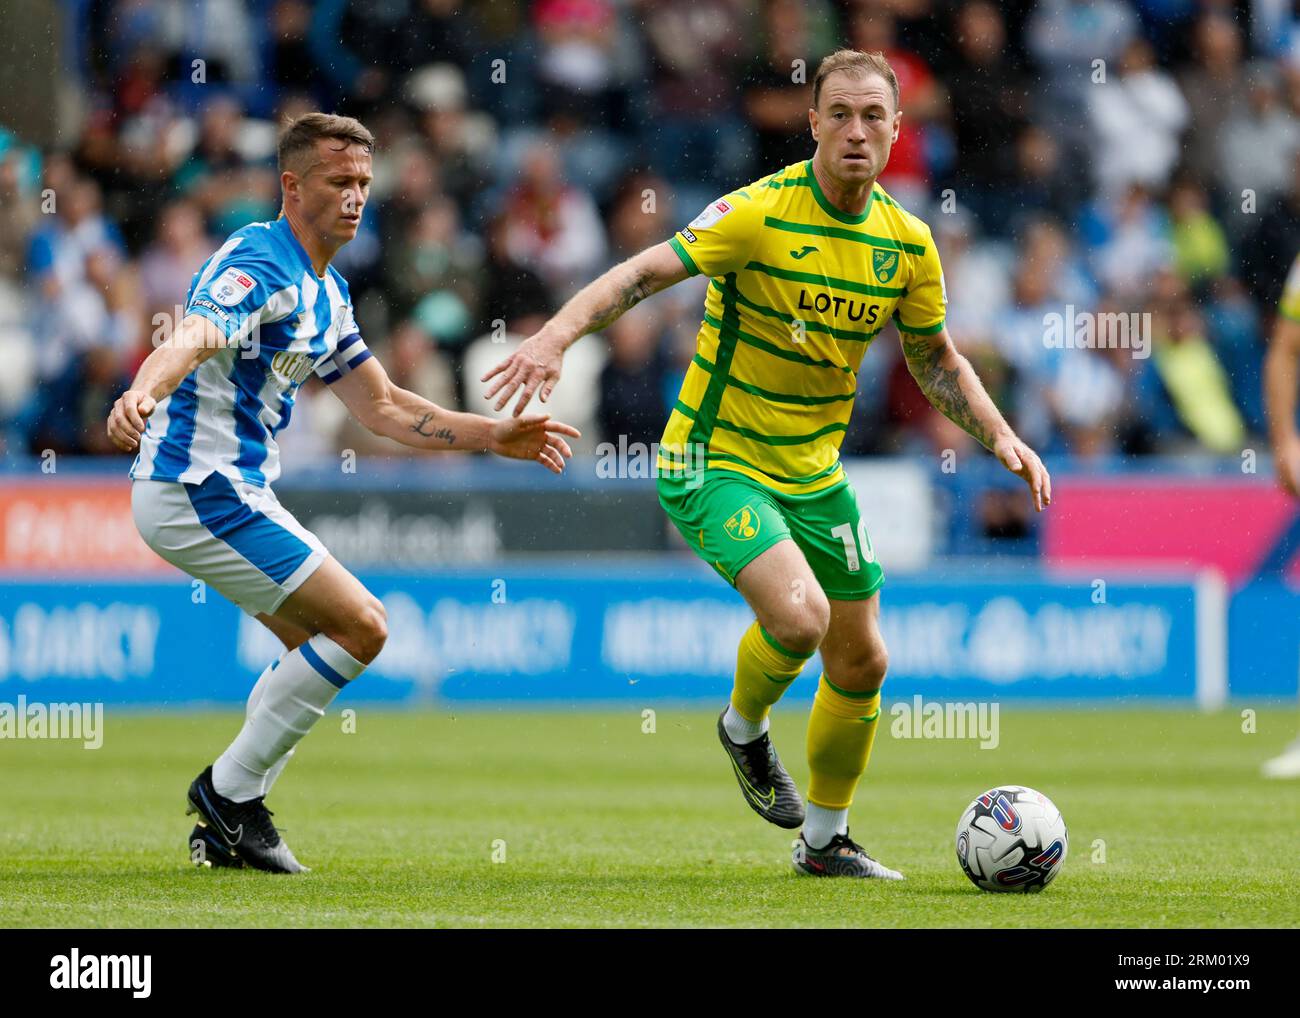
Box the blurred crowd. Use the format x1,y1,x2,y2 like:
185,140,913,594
2,0,1299,485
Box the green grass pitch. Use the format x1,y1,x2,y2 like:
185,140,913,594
1,706,1297,927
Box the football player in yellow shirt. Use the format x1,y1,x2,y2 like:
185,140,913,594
485,49,1051,877
1262,252,1300,778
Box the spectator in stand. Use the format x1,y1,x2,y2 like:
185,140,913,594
390,194,484,351
1086,183,1174,302
990,218,1097,452
1178,11,1250,199
931,204,1013,349
265,0,323,105
23,172,141,455
498,138,607,300
1167,175,1229,290
308,0,477,111
942,0,1033,227
534,0,636,127
1139,295,1246,454
26,174,129,384
477,212,555,341
597,302,669,448
172,95,278,237
1087,37,1189,199
605,171,676,264
1046,320,1126,460
377,143,443,259
996,124,1080,236
1218,62,1300,221
1204,274,1266,434
1241,149,1300,310
406,64,497,217
636,0,752,196
135,197,215,371
1026,0,1140,135
0,148,41,280
75,43,191,245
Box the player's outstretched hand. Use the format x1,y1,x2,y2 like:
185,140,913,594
488,414,580,474
993,434,1052,512
107,390,157,453
481,332,564,417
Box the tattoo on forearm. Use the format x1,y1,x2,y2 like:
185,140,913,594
901,335,996,448
584,268,655,334
411,412,454,444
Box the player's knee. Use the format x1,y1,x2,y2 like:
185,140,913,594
768,595,830,656
358,599,389,662
847,643,889,689
335,597,388,665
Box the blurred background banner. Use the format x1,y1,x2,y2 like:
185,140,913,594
0,0,1297,710
0,560,1243,705
1043,475,1300,583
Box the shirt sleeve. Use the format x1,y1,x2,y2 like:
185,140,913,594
893,224,947,336
1280,254,1300,323
667,191,764,279
185,242,297,346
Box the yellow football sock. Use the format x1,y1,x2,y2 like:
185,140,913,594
806,674,882,810
730,622,813,723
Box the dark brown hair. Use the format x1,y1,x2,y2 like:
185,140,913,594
277,112,374,174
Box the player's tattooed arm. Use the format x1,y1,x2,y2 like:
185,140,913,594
901,326,1052,511
330,356,580,473
900,328,1003,449
581,267,658,334
542,242,689,347
410,412,455,444
483,241,691,416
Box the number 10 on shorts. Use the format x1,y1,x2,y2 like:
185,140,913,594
830,521,875,572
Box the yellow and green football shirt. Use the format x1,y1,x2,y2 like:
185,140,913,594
1280,253,1300,323
660,159,946,496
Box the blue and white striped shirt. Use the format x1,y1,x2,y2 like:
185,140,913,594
131,217,372,487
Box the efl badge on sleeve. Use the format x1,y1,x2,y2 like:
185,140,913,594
212,267,257,306
689,198,734,231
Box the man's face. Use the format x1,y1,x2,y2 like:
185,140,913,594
809,70,900,186
283,139,372,248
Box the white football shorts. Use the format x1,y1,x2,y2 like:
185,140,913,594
132,473,328,616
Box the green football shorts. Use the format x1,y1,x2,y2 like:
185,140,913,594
657,469,885,600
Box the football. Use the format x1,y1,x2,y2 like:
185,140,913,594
955,785,1068,893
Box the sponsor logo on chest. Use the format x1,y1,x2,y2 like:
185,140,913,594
796,289,886,325
270,350,317,386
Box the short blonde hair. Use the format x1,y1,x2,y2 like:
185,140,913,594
277,112,374,174
812,49,899,112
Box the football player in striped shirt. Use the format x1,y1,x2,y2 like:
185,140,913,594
1262,251,1300,778
108,113,579,872
486,49,1050,878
